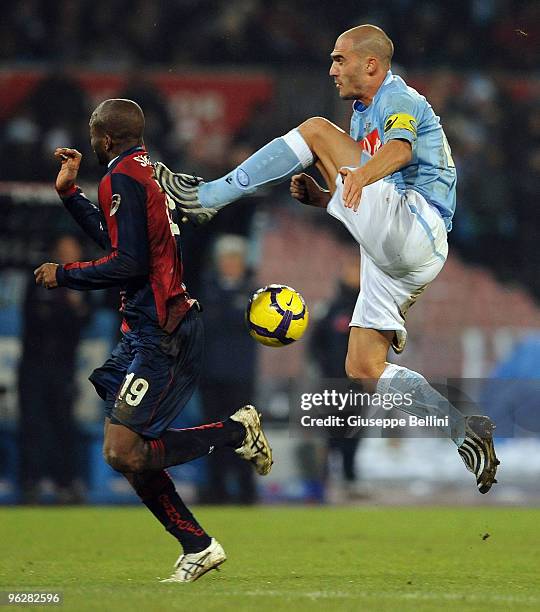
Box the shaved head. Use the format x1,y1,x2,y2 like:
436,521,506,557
89,98,145,164
339,24,394,68
330,24,394,103
90,98,145,144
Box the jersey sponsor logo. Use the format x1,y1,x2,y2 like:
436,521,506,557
361,128,382,156
133,154,152,167
110,193,122,215
383,113,417,137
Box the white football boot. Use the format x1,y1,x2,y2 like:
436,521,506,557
160,538,226,583
230,405,273,476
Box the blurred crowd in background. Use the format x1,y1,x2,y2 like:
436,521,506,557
0,0,538,504
2,0,537,69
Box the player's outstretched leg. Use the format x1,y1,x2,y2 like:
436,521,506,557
103,406,273,476
153,167,219,226
153,117,361,224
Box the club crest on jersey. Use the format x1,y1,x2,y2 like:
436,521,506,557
384,113,417,137
110,193,122,215
236,168,250,187
134,154,152,167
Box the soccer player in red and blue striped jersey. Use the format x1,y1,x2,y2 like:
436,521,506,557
34,99,272,582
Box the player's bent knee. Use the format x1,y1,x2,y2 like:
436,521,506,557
345,357,381,388
103,446,145,473
102,446,125,472
298,117,335,145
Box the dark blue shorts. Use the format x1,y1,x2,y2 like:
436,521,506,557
89,307,203,439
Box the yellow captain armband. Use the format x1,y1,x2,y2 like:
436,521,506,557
383,113,417,137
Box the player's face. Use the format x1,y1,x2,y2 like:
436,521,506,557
89,121,109,166
329,36,367,100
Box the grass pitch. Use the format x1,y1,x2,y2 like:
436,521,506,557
1,506,539,611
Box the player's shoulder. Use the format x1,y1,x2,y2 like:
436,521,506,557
112,150,154,183
377,73,434,123
380,73,424,105
106,150,164,206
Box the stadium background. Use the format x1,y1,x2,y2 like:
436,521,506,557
0,0,538,508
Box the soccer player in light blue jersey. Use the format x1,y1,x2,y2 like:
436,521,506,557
155,25,499,494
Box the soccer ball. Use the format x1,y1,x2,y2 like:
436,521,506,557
246,284,309,347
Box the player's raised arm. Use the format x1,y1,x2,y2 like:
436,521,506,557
54,148,111,250
53,173,150,291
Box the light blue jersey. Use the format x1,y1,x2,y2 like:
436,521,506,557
350,70,457,230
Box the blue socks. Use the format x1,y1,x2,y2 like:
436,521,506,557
199,130,314,209
377,363,466,446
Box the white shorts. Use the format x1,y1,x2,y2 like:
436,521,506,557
327,176,448,353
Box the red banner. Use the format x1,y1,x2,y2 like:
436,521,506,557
0,69,274,141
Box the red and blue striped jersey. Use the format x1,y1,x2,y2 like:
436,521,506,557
56,146,195,334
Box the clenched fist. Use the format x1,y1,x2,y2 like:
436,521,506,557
290,173,331,208
54,148,82,194
34,263,59,289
